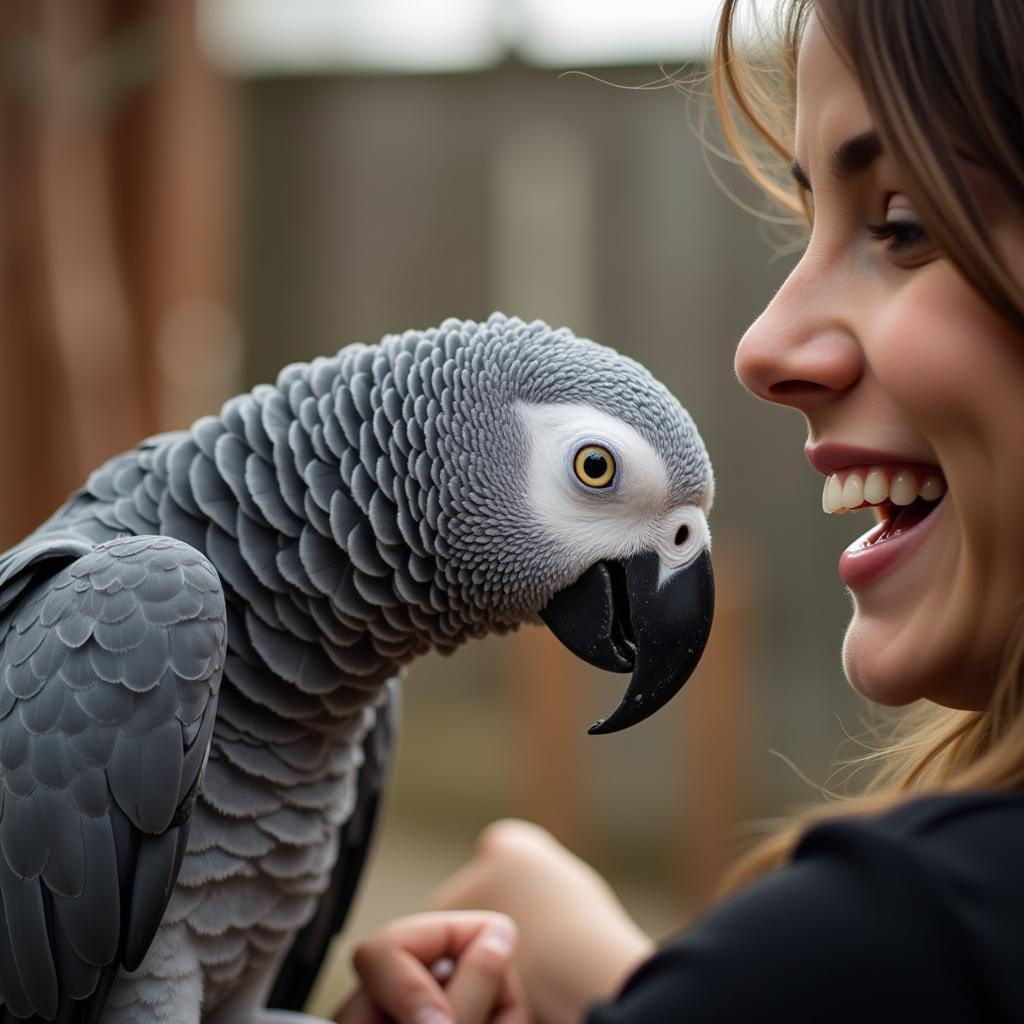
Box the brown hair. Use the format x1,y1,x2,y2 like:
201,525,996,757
711,0,1024,897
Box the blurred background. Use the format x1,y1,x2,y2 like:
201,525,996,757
0,0,875,1015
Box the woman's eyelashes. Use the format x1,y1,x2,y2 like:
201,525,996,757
865,193,933,261
866,218,928,252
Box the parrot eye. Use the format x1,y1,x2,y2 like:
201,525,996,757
573,445,616,488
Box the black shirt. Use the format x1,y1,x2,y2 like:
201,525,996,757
587,793,1024,1022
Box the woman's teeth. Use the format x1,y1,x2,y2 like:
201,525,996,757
821,466,946,515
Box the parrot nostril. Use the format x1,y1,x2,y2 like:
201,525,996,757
674,525,690,547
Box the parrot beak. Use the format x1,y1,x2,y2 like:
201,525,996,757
539,549,714,734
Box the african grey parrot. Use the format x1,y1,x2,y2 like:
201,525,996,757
0,313,713,1023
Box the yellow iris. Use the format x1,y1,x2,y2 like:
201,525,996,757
574,445,615,488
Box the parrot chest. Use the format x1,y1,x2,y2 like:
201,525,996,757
158,719,368,1011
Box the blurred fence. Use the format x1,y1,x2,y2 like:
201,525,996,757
0,0,237,545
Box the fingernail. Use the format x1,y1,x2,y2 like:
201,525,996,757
413,1008,453,1024
430,956,456,983
480,918,517,957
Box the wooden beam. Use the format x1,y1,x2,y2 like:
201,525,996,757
680,533,754,909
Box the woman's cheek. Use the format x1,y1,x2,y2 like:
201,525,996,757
868,270,1021,438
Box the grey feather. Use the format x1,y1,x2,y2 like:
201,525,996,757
0,535,225,1021
0,859,57,1017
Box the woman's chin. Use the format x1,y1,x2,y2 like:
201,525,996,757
841,616,931,708
842,612,995,712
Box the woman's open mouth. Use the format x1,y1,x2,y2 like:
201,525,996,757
821,465,947,589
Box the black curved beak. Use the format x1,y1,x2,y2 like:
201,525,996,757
539,549,714,734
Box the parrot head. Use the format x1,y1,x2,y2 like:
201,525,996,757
425,315,714,734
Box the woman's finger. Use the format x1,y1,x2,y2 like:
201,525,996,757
492,964,532,1024
444,917,518,1024
361,911,514,970
345,912,521,1024
334,987,388,1024
352,943,453,1024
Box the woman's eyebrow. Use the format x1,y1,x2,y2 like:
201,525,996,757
790,130,883,194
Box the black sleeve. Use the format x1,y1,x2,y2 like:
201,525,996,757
586,817,993,1024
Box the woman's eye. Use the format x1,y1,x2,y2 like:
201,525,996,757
866,220,928,250
866,193,932,259
573,444,616,488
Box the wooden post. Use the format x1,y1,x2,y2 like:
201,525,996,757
37,0,149,475
511,623,589,852
681,534,755,908
0,2,81,545
0,0,237,549
118,0,240,431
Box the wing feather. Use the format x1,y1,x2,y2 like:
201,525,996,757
0,860,57,1018
0,534,226,1022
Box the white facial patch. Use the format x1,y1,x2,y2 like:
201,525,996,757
517,402,710,575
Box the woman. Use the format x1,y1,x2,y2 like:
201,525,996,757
335,3,1024,1021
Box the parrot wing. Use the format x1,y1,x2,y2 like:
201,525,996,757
266,679,400,1012
0,534,226,1022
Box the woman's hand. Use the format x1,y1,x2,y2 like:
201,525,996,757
429,820,655,1024
334,910,529,1024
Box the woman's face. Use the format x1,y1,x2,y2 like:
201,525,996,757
734,16,1024,710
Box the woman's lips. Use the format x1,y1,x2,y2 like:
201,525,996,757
805,442,929,475
838,494,947,590
805,442,948,591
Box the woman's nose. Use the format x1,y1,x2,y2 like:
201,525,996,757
735,257,862,410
